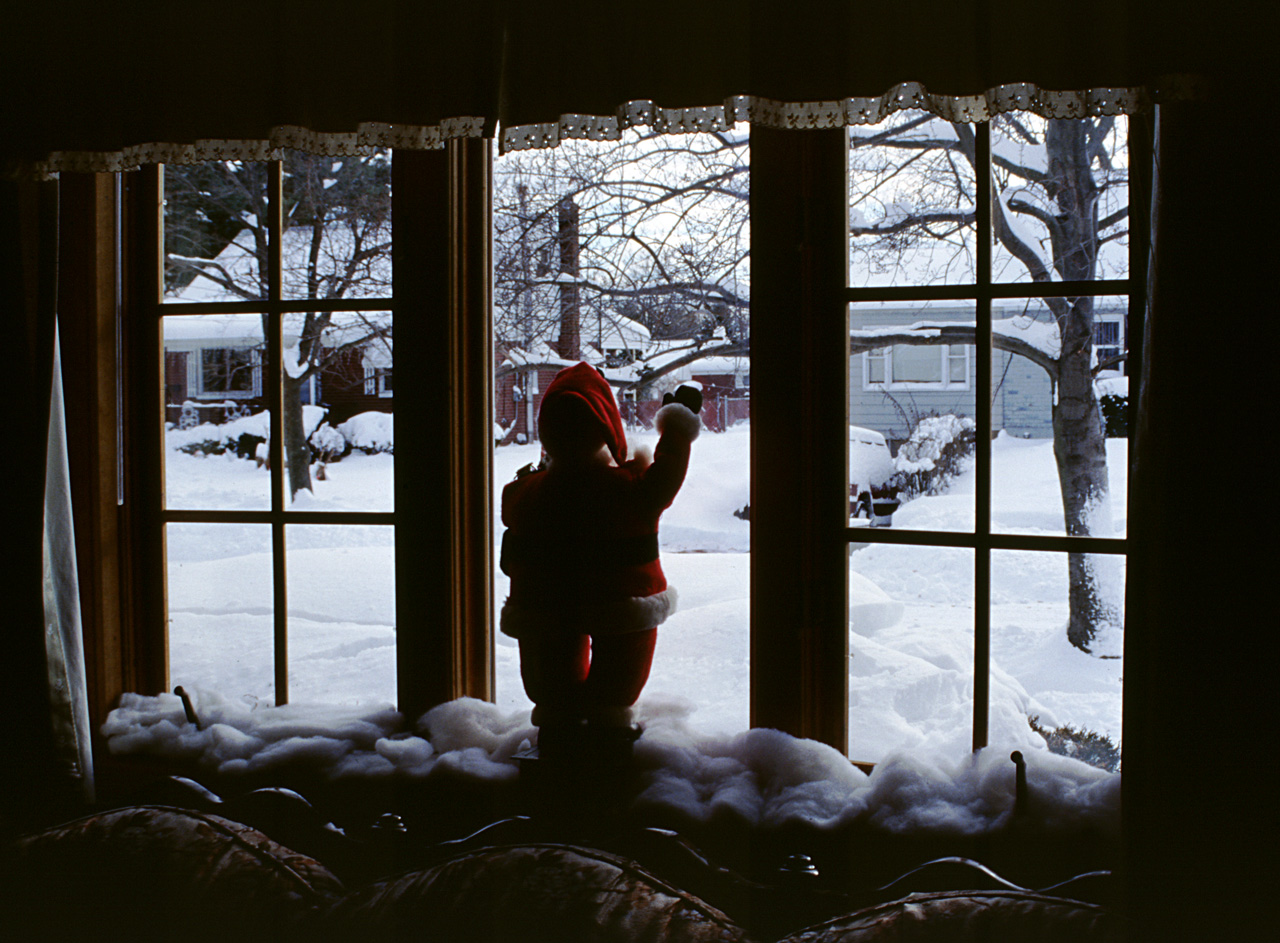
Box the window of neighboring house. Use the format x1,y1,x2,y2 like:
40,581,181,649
199,347,260,396
364,366,393,397
863,343,970,389
1094,313,1126,372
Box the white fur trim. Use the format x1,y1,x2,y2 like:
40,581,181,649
654,403,700,441
629,442,653,468
500,587,679,639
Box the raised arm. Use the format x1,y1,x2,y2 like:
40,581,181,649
635,398,701,511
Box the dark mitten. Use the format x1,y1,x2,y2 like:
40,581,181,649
662,384,703,414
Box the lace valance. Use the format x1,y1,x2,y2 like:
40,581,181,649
21,77,1204,180
4,0,1223,179
500,79,1201,152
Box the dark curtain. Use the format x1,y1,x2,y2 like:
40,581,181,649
0,179,76,832
2,1,1254,174
1123,97,1271,941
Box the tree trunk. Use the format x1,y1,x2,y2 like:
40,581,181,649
282,373,313,500
1053,300,1120,652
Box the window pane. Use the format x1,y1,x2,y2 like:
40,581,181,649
849,111,977,287
163,161,270,303
281,150,392,301
866,350,885,384
849,302,976,532
492,129,751,732
891,344,943,384
285,525,396,706
167,523,274,703
849,546,974,762
991,115,1129,284
282,311,394,512
991,550,1123,770
164,314,271,511
991,297,1128,539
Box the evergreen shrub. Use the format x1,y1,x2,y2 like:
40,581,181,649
1029,715,1121,772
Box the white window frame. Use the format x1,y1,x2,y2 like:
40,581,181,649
364,365,393,397
861,342,971,391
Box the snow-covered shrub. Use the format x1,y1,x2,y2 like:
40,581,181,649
309,422,349,462
1029,715,1121,773
890,414,977,499
339,411,394,454
176,437,232,456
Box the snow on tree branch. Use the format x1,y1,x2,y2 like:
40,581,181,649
849,319,1061,377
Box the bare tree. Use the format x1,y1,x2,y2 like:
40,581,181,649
493,129,751,394
166,152,392,499
846,113,1130,652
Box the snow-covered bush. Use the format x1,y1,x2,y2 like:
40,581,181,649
338,411,394,454
176,437,232,457
309,422,349,462
168,407,332,462
171,411,270,457
891,414,976,498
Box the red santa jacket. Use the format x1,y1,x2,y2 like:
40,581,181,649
499,363,700,639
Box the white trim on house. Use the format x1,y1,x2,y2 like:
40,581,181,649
861,341,971,392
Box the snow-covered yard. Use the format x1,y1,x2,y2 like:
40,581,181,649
164,419,1125,767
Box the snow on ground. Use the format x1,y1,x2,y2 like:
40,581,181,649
145,418,1125,831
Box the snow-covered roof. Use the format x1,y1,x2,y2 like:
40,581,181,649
589,314,651,350
162,311,391,346
688,356,749,376
163,314,263,343
1095,375,1129,397
501,340,579,371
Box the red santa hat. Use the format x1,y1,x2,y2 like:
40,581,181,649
538,362,629,464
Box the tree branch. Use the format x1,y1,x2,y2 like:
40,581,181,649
850,210,976,238
849,322,1060,378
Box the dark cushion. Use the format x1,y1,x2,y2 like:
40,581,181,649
777,889,1122,942
1,805,344,942
322,843,748,942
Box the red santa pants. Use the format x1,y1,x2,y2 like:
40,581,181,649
519,628,657,716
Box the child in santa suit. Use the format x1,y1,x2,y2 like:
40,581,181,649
499,362,702,733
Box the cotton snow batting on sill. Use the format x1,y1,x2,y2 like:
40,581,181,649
103,690,1119,836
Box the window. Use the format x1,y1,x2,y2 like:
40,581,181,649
101,114,1144,765
492,129,751,733
863,342,970,389
365,366,393,397
843,112,1139,765
151,152,399,706
1093,312,1126,373
117,143,491,719
199,347,259,396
